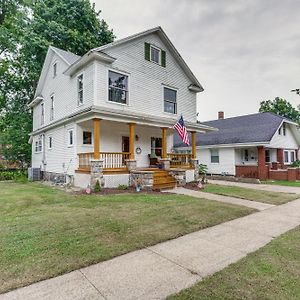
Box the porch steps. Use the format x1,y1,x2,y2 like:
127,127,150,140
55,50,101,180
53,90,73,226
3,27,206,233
152,169,176,190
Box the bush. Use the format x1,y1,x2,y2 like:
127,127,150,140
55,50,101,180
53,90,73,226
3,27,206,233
118,184,128,190
0,170,28,182
94,180,101,192
291,160,300,167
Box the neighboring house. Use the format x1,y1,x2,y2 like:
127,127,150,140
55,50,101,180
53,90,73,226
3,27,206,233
29,26,215,188
174,111,300,180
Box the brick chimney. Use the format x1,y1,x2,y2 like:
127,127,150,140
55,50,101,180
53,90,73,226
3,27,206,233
218,111,224,120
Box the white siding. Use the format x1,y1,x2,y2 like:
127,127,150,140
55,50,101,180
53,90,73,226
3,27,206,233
198,147,236,175
270,123,299,150
95,33,197,122
32,53,94,131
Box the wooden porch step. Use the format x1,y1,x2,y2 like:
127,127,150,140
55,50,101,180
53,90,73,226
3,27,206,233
152,182,176,190
152,169,176,190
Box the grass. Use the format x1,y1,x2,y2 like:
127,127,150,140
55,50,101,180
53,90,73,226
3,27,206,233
202,183,299,205
169,225,300,300
0,182,255,294
262,180,300,187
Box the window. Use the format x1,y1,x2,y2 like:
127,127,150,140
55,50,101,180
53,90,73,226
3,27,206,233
164,87,177,114
151,137,162,156
291,151,295,162
210,149,219,163
35,139,42,153
83,131,92,145
53,62,57,77
284,151,289,163
244,149,249,161
68,129,74,146
150,45,161,64
283,123,286,136
41,103,44,125
77,74,83,105
278,127,281,135
265,150,270,163
48,136,53,149
50,95,54,121
108,70,128,104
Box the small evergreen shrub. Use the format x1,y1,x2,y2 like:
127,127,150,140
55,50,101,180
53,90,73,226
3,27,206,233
118,184,128,190
94,180,101,192
291,160,300,167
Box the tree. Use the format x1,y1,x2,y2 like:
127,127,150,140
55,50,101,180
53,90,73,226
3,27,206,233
259,97,300,125
0,0,114,166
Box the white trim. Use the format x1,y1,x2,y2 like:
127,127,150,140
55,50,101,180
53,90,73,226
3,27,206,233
150,44,161,65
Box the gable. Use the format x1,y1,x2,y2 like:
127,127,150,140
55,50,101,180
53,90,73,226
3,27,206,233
94,27,203,91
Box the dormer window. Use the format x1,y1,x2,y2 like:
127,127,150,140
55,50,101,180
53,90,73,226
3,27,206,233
53,62,57,77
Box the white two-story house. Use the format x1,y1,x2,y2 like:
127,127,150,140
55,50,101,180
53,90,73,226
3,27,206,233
29,26,215,188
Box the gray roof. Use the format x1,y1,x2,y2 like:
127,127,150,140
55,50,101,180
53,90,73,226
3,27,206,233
174,112,290,147
51,46,81,65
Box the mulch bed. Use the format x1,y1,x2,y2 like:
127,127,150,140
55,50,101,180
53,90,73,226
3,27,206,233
185,181,207,191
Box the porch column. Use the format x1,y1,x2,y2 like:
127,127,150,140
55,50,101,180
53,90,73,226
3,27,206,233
128,123,135,159
127,123,137,171
161,127,170,170
257,146,268,180
191,131,199,180
161,127,168,159
191,131,196,159
93,118,101,159
277,148,284,167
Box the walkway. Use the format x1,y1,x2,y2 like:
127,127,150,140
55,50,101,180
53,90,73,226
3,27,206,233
169,187,274,211
2,199,300,300
211,179,300,194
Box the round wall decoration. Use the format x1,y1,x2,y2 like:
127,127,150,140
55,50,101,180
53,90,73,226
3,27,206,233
136,147,142,154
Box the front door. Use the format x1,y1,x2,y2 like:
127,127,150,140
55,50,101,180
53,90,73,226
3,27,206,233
122,136,129,153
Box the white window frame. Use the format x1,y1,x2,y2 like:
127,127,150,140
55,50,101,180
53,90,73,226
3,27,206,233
53,62,57,77
291,150,295,163
108,69,129,105
210,149,220,164
150,45,161,65
77,74,84,106
284,150,289,163
163,86,177,115
35,138,43,153
68,129,74,147
41,102,45,125
50,94,54,121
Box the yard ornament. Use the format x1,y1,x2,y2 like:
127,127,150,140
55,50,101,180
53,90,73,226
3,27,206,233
86,184,91,194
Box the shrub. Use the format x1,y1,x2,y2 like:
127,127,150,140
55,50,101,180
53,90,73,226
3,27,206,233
291,160,300,167
118,184,128,190
94,180,101,192
0,170,27,182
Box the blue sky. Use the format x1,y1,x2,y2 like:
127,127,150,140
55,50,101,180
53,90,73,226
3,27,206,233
94,0,300,121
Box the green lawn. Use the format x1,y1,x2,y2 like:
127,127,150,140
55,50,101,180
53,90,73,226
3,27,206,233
0,182,255,294
169,225,300,300
202,183,299,205
262,180,300,187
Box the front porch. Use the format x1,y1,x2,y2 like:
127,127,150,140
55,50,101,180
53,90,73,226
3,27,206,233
75,118,198,173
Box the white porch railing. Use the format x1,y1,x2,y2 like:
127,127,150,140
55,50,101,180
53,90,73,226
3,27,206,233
78,152,130,170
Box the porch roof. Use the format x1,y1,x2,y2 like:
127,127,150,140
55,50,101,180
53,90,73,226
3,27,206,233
29,105,217,137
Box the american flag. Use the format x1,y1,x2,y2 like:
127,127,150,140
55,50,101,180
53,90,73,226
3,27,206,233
173,115,190,145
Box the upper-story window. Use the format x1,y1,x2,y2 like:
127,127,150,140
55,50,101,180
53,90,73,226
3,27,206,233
282,123,286,136
77,74,83,106
35,138,42,153
150,45,161,64
164,87,177,114
145,43,166,67
41,103,45,125
68,129,74,147
108,70,128,104
50,95,54,121
53,62,57,77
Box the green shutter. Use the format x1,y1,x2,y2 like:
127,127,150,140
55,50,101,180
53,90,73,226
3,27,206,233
145,42,150,61
161,50,166,67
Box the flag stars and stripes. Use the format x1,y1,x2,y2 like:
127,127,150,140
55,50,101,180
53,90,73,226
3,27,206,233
173,115,190,145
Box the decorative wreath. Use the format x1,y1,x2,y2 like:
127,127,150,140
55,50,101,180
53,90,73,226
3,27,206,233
135,147,142,154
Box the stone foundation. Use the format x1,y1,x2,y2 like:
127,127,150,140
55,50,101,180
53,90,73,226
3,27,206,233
42,171,66,184
90,159,105,188
126,159,137,171
169,169,186,186
130,170,154,189
190,158,199,181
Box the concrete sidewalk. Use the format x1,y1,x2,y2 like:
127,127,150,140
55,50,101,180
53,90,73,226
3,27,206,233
211,179,300,194
2,199,300,300
168,187,275,211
